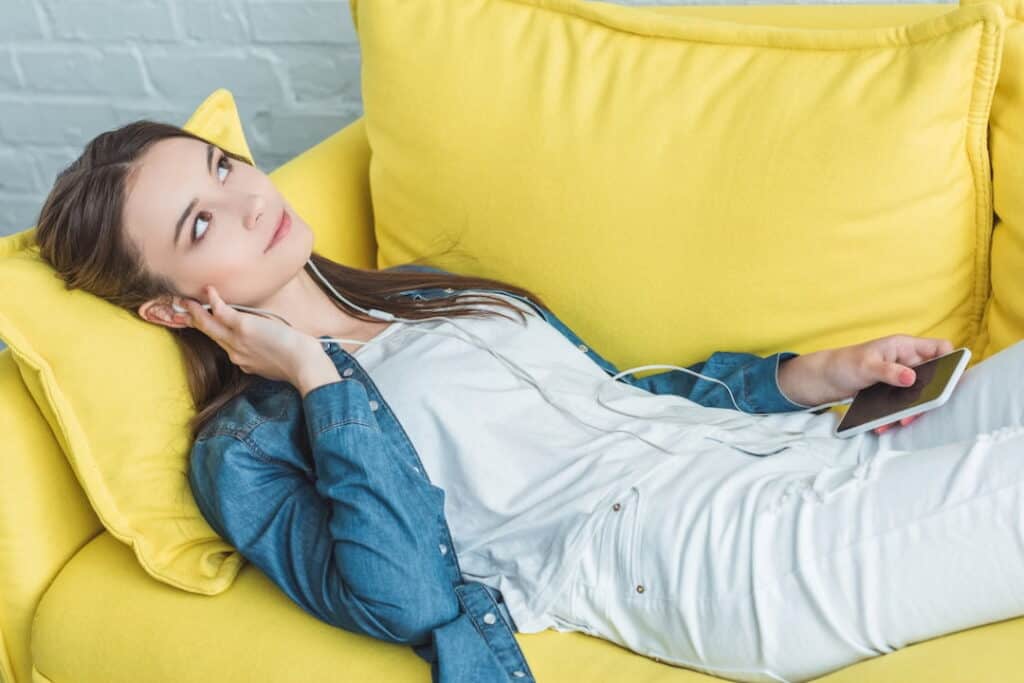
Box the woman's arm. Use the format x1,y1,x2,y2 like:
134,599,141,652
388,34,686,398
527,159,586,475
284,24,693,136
188,381,460,646
777,350,834,407
294,351,344,397
625,349,835,413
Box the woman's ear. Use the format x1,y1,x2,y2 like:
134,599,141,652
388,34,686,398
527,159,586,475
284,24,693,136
138,296,189,329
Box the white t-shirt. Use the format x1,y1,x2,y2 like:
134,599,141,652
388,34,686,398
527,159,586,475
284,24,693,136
349,291,864,633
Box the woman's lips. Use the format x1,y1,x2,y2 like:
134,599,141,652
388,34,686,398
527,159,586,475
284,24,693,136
265,209,291,252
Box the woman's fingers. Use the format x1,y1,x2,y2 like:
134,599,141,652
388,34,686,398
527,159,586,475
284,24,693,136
873,412,923,434
206,285,240,330
183,293,232,345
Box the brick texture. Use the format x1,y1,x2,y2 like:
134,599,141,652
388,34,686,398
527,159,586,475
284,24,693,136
0,0,365,242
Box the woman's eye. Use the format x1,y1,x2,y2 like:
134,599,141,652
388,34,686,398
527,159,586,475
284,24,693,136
216,154,232,181
193,211,211,242
192,156,232,243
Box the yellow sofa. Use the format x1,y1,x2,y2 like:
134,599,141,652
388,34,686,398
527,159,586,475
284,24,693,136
2,116,1024,683
5,3,1024,683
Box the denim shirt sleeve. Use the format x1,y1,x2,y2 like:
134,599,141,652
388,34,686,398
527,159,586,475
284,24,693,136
623,350,825,413
188,398,454,643
189,380,533,682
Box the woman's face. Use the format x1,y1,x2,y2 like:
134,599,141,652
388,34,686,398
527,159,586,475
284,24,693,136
123,136,314,325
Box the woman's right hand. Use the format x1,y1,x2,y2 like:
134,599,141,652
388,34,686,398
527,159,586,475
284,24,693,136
175,284,321,385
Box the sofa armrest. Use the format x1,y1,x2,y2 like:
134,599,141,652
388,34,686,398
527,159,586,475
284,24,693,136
0,349,104,683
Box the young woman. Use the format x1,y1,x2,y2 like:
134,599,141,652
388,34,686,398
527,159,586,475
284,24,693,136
32,119,1024,683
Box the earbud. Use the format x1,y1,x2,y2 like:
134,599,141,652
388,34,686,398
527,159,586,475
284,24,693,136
171,299,211,315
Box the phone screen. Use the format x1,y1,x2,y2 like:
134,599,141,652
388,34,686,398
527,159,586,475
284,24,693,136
836,349,967,432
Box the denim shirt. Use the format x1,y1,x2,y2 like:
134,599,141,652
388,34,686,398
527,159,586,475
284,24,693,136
187,264,819,683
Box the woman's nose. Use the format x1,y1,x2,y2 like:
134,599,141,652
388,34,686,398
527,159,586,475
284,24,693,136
244,194,265,230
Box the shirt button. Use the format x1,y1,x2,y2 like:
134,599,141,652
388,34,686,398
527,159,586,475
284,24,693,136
636,584,645,594
612,502,621,511
483,612,497,625
368,400,379,411
512,672,526,678
577,343,588,352
439,543,448,555
342,368,354,377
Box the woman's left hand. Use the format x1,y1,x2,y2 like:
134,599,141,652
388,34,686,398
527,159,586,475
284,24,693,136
873,414,920,435
822,334,955,434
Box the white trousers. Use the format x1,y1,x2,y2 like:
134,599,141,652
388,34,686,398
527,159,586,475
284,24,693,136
545,339,1024,683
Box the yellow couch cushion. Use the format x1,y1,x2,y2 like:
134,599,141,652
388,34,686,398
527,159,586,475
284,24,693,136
0,86,383,598
607,0,1024,372
961,0,1024,360
28,530,1024,683
0,89,256,596
353,0,1005,376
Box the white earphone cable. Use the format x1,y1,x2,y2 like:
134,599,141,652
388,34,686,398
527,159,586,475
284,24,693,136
306,262,805,681
185,260,809,682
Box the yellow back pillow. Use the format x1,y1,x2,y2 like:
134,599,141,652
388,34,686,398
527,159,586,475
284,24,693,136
0,90,255,594
354,0,1005,373
0,87,379,596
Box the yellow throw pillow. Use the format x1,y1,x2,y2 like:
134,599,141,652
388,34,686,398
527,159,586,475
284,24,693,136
961,0,1024,359
0,89,254,595
353,0,1005,374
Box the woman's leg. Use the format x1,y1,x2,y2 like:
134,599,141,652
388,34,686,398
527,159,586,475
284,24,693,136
547,340,1024,682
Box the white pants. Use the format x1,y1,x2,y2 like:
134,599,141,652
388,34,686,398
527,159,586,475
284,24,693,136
545,339,1024,683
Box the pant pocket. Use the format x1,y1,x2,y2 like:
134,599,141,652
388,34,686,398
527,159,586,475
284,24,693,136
621,485,647,597
583,486,646,594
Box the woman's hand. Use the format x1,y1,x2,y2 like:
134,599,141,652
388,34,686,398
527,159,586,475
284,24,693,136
823,334,955,435
873,413,920,435
175,284,322,385
778,334,956,434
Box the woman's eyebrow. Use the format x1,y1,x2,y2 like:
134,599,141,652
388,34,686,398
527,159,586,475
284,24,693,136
173,142,216,248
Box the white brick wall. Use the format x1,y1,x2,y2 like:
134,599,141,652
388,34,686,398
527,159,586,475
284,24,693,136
0,0,363,237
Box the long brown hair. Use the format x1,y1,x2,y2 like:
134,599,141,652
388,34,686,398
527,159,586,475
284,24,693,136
33,119,551,441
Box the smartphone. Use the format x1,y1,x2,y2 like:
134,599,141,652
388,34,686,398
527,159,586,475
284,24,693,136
833,347,971,439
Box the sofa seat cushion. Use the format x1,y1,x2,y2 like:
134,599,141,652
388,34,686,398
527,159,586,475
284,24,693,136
30,532,1024,683
31,532,429,682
